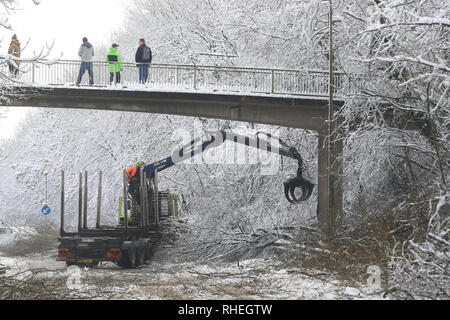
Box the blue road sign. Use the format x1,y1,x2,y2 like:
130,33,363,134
42,205,51,216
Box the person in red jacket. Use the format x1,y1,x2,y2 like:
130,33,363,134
127,161,144,198
126,161,144,224
126,161,144,182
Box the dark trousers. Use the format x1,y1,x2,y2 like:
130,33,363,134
76,62,94,85
8,64,19,76
110,72,121,84
138,64,149,84
128,183,141,204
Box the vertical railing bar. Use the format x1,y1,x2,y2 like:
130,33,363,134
271,69,275,94
193,65,198,90
32,62,35,83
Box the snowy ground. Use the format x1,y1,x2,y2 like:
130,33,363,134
0,248,387,300
0,221,387,300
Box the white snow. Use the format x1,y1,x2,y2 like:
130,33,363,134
0,16,11,29
0,252,388,300
342,287,361,297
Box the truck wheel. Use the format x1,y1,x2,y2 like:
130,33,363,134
136,242,146,267
146,240,154,261
121,244,136,269
128,246,137,269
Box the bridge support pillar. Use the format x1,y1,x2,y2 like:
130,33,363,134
317,132,343,239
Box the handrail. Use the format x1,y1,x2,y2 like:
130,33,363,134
1,58,359,98
1,57,348,75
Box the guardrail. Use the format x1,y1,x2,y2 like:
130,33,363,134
1,59,358,98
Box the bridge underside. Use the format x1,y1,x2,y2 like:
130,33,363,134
7,86,332,131
4,86,343,236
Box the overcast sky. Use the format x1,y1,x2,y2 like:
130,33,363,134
0,0,131,138
4,0,129,60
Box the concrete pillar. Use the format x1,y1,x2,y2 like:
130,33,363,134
328,134,344,237
317,131,343,239
317,133,330,237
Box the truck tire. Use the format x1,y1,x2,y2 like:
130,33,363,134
121,241,136,269
136,240,147,267
146,240,154,261
126,246,137,269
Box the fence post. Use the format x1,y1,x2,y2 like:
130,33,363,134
32,62,36,83
193,66,198,90
176,66,181,86
271,69,275,94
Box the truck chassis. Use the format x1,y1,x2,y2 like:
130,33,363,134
57,169,169,269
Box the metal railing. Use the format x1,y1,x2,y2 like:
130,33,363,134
1,59,358,98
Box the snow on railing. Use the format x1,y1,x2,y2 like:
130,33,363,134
1,59,358,98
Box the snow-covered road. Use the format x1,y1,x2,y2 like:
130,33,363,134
0,250,385,300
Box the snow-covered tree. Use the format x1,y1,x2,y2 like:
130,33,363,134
0,0,53,107
332,0,449,298
113,0,331,69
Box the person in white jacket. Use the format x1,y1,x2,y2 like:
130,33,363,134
76,37,95,86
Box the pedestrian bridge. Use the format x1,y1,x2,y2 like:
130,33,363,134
3,59,356,131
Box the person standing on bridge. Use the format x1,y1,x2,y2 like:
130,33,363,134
7,34,21,77
106,43,123,85
76,37,95,87
135,38,152,84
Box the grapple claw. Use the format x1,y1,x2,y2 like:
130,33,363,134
283,176,315,203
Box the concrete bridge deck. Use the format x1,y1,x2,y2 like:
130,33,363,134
7,85,338,131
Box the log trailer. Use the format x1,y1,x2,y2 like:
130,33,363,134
57,131,314,268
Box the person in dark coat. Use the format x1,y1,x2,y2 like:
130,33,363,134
135,39,152,84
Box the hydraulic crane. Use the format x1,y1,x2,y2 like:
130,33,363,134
141,130,314,204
